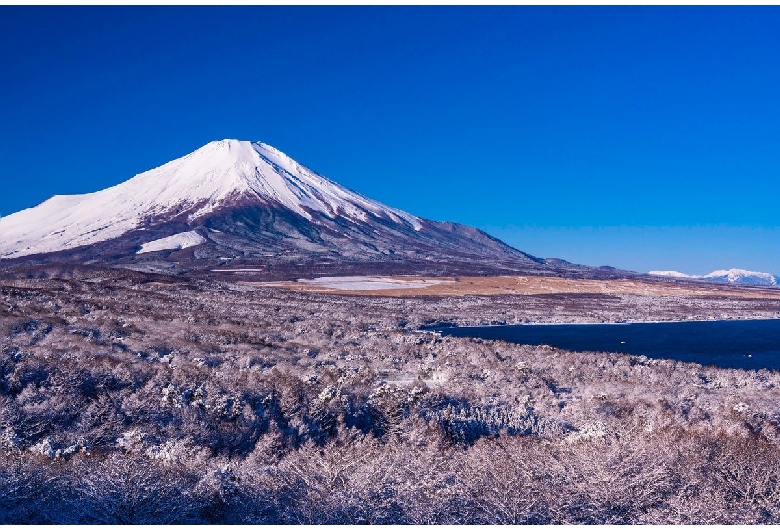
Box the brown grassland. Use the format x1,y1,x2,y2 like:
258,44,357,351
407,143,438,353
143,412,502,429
260,274,780,299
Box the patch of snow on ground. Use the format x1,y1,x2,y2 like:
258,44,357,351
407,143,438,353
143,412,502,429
212,269,266,272
137,231,206,254
297,276,453,291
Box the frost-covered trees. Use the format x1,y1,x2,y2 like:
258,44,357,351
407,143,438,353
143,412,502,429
4,268,780,522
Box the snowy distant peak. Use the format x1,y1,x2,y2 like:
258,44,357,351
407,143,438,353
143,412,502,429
0,139,422,259
648,270,693,278
649,268,777,286
703,269,777,285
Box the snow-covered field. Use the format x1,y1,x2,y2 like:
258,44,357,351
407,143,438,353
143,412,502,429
296,276,453,291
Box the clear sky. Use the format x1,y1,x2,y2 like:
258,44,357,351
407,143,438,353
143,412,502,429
2,6,779,274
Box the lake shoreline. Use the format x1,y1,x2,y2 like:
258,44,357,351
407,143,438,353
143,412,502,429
426,316,780,330
431,318,780,371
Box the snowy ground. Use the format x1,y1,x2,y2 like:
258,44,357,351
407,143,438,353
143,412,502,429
293,276,453,291
212,269,266,272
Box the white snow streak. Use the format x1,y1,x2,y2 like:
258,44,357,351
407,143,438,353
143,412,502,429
136,231,206,254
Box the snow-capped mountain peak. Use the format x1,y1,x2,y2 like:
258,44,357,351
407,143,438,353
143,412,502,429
647,270,693,279
0,140,422,259
649,268,777,286
702,269,777,285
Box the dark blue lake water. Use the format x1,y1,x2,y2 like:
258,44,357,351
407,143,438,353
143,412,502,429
434,319,780,371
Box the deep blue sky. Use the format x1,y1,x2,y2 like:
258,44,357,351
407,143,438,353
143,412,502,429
2,7,779,274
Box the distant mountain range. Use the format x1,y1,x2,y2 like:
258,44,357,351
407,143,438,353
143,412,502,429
0,139,612,279
649,268,778,286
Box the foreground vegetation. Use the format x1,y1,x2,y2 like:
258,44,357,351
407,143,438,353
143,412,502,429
3,268,780,523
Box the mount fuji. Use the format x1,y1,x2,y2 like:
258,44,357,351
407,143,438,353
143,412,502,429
0,139,576,278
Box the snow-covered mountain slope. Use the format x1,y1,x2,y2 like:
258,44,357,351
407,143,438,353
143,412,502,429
649,268,778,286
0,140,422,259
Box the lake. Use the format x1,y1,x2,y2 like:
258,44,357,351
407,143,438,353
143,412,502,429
433,319,780,371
